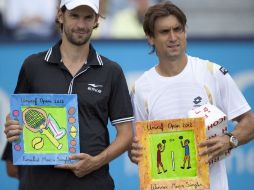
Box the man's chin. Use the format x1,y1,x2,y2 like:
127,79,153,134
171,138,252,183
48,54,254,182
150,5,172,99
71,38,90,46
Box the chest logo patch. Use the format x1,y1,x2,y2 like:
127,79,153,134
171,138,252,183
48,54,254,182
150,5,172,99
193,96,202,107
87,83,103,94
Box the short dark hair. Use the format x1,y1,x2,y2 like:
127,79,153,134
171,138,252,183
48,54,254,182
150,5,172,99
143,1,187,38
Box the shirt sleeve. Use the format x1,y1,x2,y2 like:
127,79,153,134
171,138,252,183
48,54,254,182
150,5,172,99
109,64,134,125
14,59,31,93
130,82,148,122
214,64,251,120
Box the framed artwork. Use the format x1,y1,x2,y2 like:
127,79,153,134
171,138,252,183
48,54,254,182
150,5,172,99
136,117,209,190
10,94,80,165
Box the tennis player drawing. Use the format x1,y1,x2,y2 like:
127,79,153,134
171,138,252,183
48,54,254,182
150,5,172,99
156,139,167,174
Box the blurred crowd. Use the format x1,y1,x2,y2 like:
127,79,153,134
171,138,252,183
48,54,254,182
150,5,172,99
0,0,161,41
0,0,253,41
0,0,59,40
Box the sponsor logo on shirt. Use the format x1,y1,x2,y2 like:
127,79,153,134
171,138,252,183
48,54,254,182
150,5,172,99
193,96,202,107
87,84,103,94
219,66,228,75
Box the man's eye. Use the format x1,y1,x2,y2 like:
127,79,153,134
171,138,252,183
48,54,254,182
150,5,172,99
173,26,183,33
161,30,169,34
70,14,78,18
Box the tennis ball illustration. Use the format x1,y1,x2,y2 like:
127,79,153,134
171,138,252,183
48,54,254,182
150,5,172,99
32,137,44,150
68,107,76,115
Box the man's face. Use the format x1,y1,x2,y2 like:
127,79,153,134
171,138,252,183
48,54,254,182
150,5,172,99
59,6,98,46
149,15,186,60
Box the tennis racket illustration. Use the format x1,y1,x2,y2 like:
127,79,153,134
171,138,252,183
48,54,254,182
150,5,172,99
22,108,63,150
171,151,175,171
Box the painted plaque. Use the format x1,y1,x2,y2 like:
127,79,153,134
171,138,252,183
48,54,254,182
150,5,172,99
136,118,209,190
10,94,80,165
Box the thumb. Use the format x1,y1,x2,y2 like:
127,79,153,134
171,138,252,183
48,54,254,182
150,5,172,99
6,113,11,122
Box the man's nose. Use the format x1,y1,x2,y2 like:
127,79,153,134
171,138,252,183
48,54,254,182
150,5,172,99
168,29,177,41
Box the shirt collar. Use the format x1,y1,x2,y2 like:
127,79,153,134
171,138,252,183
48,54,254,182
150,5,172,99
44,40,103,66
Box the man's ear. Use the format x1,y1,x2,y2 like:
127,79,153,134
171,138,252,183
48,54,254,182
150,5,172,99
95,15,99,23
94,15,99,28
57,9,63,24
147,36,154,46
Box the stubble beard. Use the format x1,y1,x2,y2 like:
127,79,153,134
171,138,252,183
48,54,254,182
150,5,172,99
64,28,92,46
69,33,91,46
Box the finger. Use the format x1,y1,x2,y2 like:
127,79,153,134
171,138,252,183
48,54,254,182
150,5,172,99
199,144,218,156
208,149,222,162
130,155,140,164
4,115,23,141
133,136,139,143
4,123,22,133
131,148,143,156
5,119,21,128
69,153,87,160
202,143,220,156
73,168,89,178
73,170,83,178
130,149,142,163
199,138,217,147
7,136,21,143
131,141,143,150
4,121,22,135
5,127,22,135
6,113,11,121
5,128,22,139
200,137,228,159
207,141,229,161
130,147,143,158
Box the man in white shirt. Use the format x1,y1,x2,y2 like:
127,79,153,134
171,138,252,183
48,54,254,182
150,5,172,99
129,1,254,190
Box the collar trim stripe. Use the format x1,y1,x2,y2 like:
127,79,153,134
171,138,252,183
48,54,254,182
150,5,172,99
96,53,103,65
68,67,90,94
44,48,52,62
